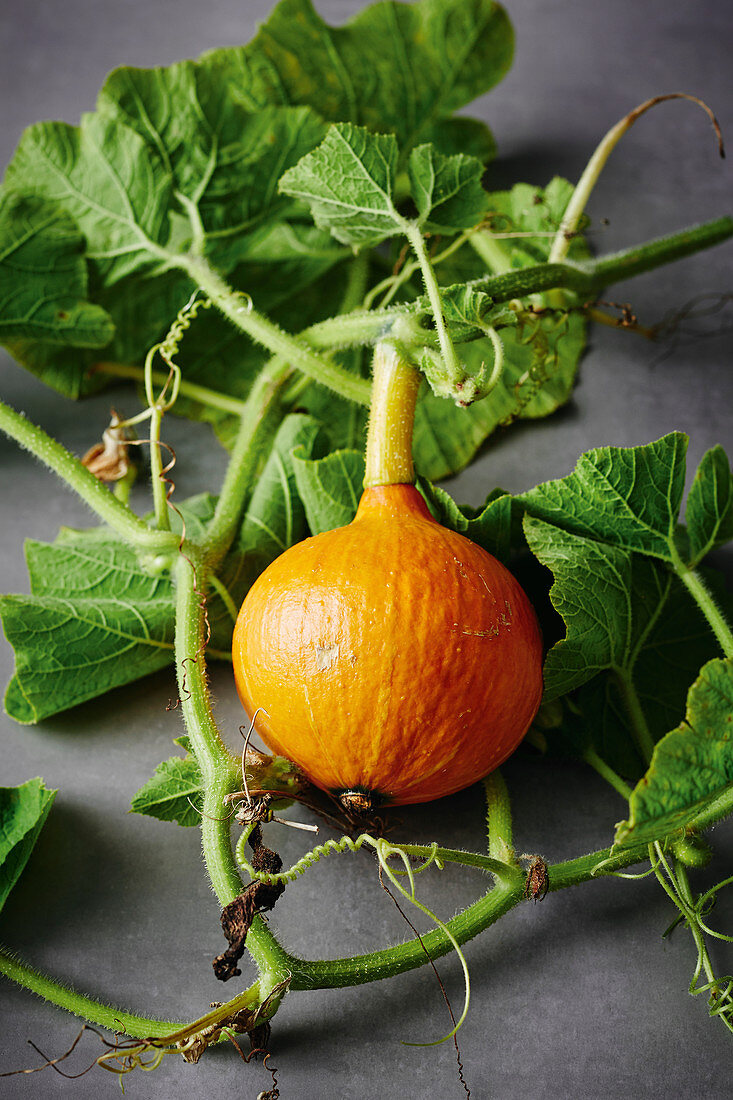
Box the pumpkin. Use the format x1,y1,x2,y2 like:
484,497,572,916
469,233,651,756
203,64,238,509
233,482,543,808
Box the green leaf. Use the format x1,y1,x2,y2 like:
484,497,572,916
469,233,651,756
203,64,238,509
236,413,323,567
519,433,689,562
615,657,733,847
130,739,203,827
0,191,114,348
0,414,329,727
24,533,172,603
291,448,365,534
9,227,345,404
280,125,489,249
98,60,326,270
588,571,728,773
0,779,56,913
522,500,731,777
279,125,402,249
686,445,733,566
524,517,675,702
201,0,513,157
1,499,192,724
7,266,193,400
408,145,489,234
4,114,173,285
0,591,175,725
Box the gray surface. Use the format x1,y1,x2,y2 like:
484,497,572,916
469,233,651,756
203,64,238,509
1,0,732,1097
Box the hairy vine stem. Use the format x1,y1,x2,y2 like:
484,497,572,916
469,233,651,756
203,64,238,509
0,947,179,1038
201,359,293,569
669,543,733,658
177,254,372,407
271,218,733,351
174,553,293,983
0,399,180,554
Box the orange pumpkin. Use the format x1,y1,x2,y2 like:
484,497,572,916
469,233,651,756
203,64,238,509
232,481,543,807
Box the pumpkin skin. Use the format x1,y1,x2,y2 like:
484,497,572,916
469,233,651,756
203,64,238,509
232,483,543,806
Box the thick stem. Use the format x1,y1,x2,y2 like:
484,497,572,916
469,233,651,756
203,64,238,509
290,879,522,990
0,947,178,1038
286,775,733,991
0,399,179,553
174,554,240,899
174,554,292,981
0,949,280,1046
300,217,733,353
178,255,371,407
202,360,292,567
363,343,421,488
287,835,660,991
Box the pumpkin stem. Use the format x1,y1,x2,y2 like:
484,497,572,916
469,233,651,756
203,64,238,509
364,342,421,488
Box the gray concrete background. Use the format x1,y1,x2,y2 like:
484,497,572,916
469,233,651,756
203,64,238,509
1,1,732,1097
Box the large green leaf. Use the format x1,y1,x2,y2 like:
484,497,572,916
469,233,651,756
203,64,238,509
0,191,113,348
0,779,56,914
5,266,194,399
520,438,733,777
0,591,175,725
201,0,513,157
4,114,173,285
524,535,727,778
523,518,671,702
521,435,733,571
7,227,346,403
615,658,733,847
2,85,336,393
98,60,326,271
520,433,689,562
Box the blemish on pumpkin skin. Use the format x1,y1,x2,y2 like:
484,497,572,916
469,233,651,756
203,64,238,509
315,643,340,670
460,625,500,638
